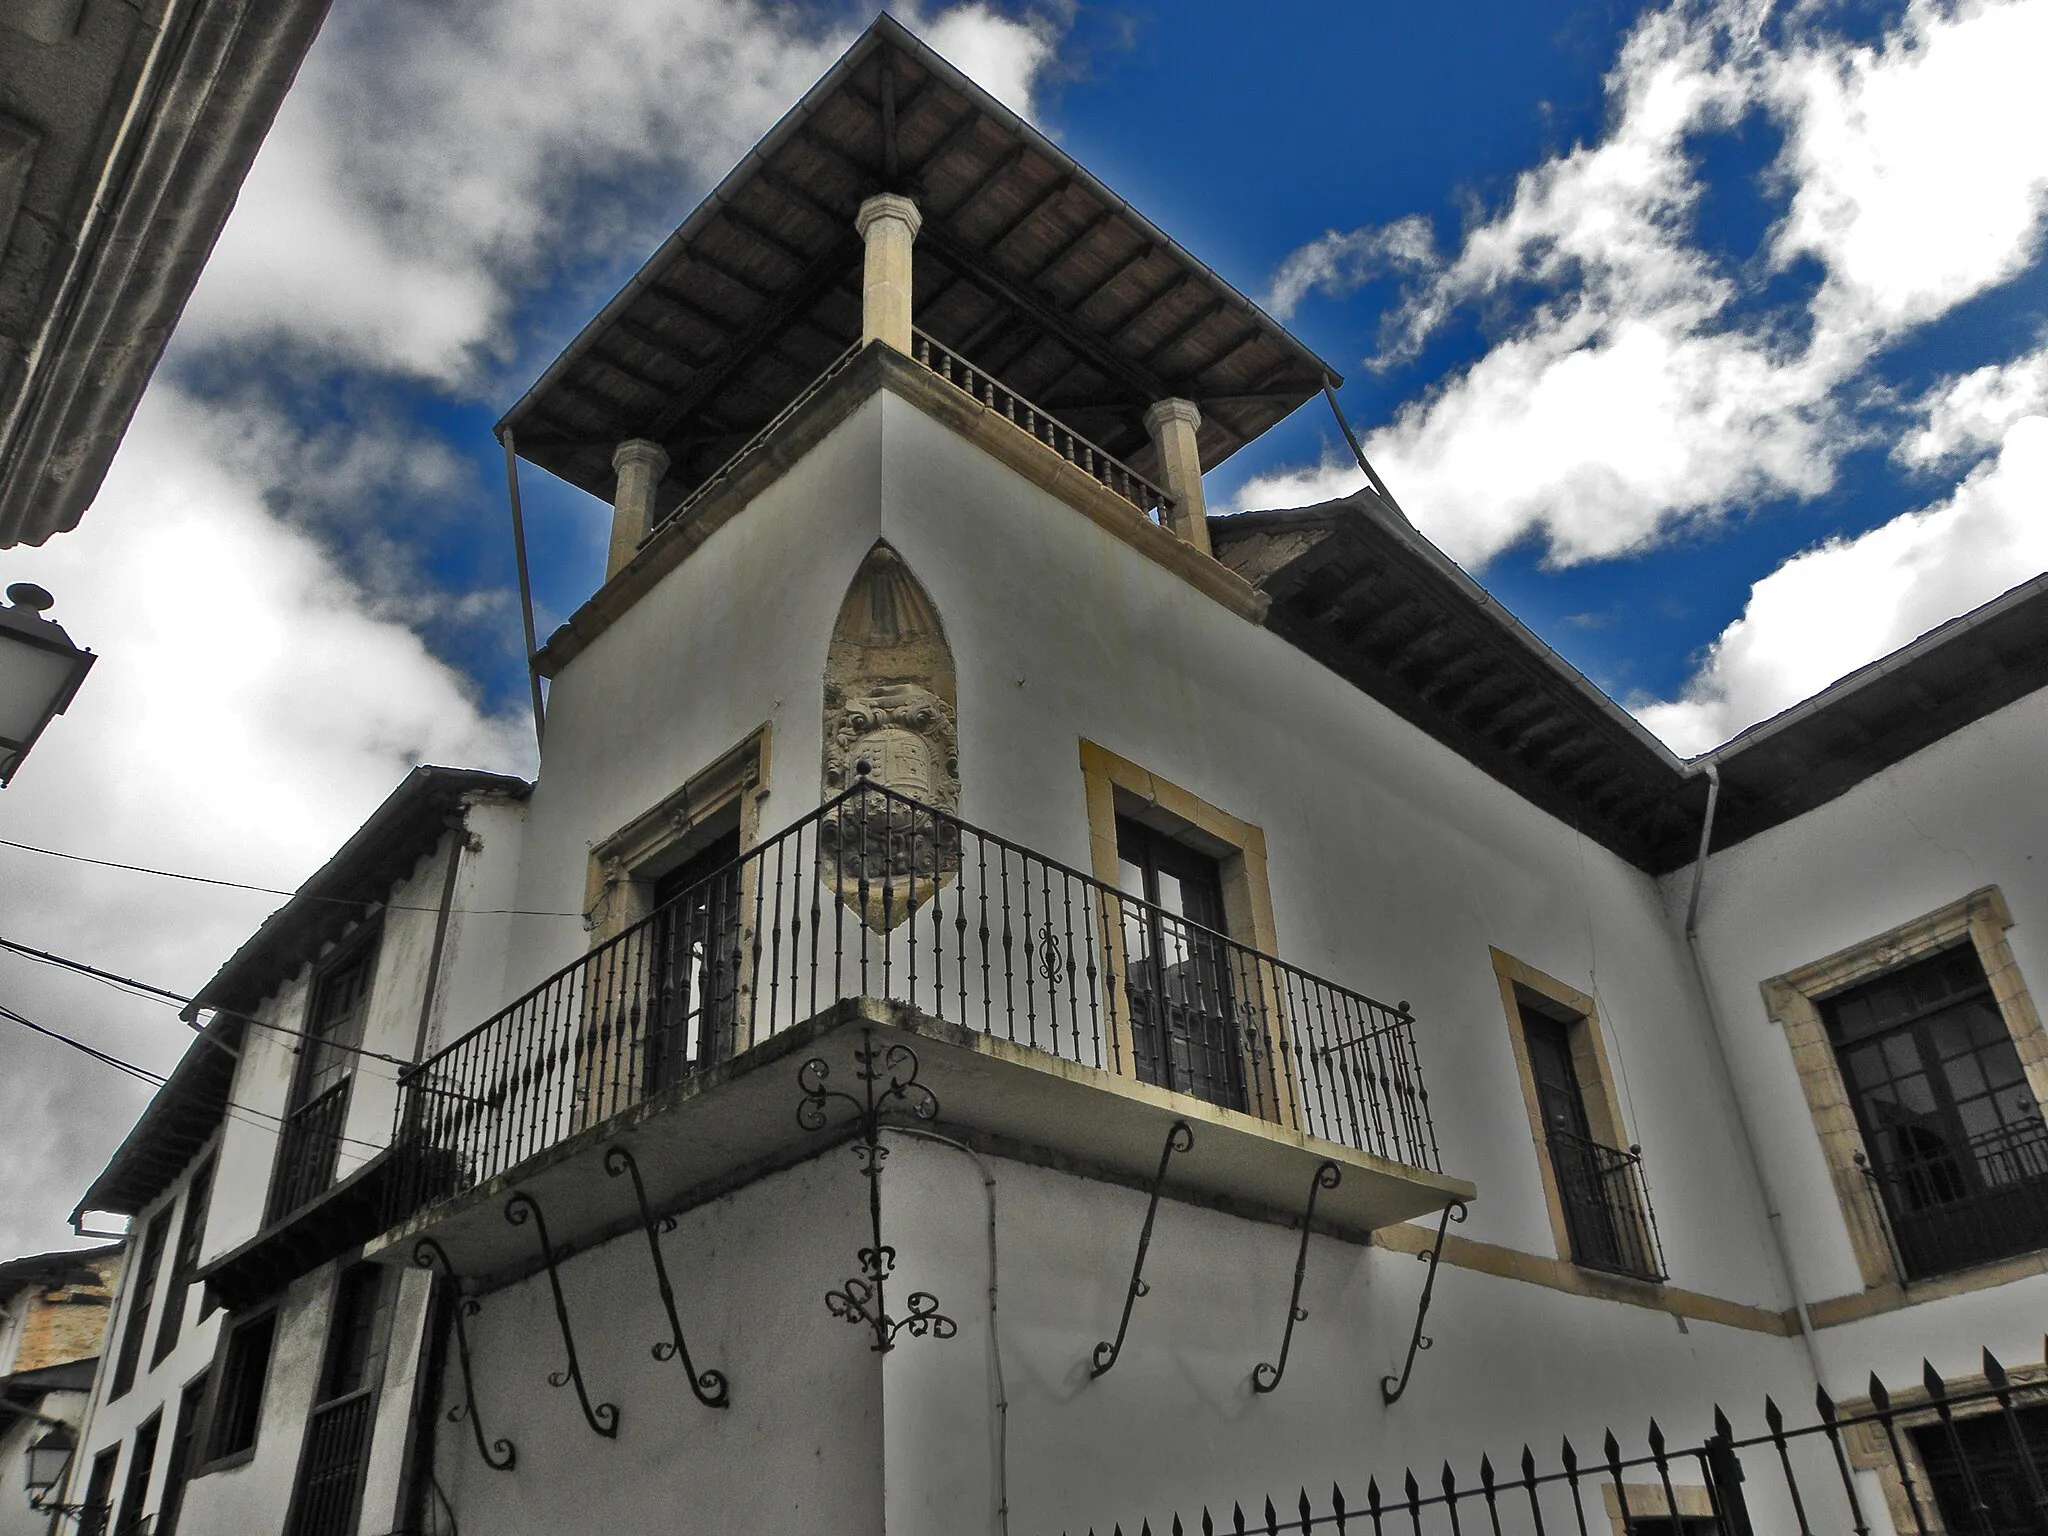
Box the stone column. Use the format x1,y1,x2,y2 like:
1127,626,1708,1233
855,192,923,352
1143,397,1210,555
607,438,670,579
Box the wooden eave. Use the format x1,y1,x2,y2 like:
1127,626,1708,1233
499,14,1335,512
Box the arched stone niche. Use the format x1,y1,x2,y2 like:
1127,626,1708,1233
821,542,959,931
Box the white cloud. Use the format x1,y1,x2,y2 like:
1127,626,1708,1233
0,385,533,1255
1770,0,2048,352
1264,214,1437,321
1896,343,2048,468
1637,411,2048,755
1238,0,2048,572
179,0,1068,385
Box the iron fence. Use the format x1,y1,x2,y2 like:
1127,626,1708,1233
911,329,1173,520
1859,1123,2048,1282
1075,1343,2048,1536
285,1390,374,1536
1548,1129,1666,1283
387,780,1435,1223
266,1080,349,1225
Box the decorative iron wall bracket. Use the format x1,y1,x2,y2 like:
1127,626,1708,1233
1380,1198,1467,1405
1090,1119,1194,1379
603,1144,730,1408
1252,1160,1341,1393
504,1191,621,1437
412,1238,515,1472
797,1028,955,1352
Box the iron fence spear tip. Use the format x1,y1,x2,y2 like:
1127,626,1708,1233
1868,1373,1891,1412
1646,1418,1666,1454
1479,1455,1494,1487
1602,1430,1622,1464
1264,1495,1279,1534
1763,1396,1783,1433
1985,1348,2008,1387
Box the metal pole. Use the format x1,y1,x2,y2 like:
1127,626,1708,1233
498,428,546,749
1321,377,1408,519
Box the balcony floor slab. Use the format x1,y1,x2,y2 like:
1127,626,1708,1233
365,997,1477,1290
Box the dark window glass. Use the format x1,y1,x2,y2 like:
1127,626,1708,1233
154,1372,210,1536
1823,946,2048,1277
267,932,379,1224
1520,1003,1663,1281
1912,1404,2048,1536
1115,816,1245,1111
109,1210,171,1400
286,1266,388,1536
153,1156,215,1367
207,1310,277,1462
78,1446,121,1536
111,1413,158,1536
645,828,743,1093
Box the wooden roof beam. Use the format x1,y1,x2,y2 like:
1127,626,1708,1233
981,174,1074,255
1141,297,1227,366
645,235,863,441
919,224,1168,403
936,141,1031,223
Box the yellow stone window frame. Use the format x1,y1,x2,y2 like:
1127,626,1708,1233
1761,885,2048,1300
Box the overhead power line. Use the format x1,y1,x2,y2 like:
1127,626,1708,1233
0,835,581,918
0,934,414,1068
3,1001,393,1157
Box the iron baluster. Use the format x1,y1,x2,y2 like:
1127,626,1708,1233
503,1191,620,1438
1646,1421,1682,1536
796,1027,952,1351
1440,1463,1463,1536
1478,1455,1502,1536
1558,1436,1589,1536
1922,1359,1998,1536
1380,1199,1468,1404
1760,1398,1813,1536
602,1143,729,1408
411,1239,515,1472
1091,1119,1195,1378
1703,1413,1756,1536
1814,1385,1873,1536
1252,1160,1341,1393
1983,1348,2048,1528
1868,1374,1931,1534
1602,1432,1632,1536
1517,1446,1548,1536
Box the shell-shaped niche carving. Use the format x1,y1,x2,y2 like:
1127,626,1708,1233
821,542,959,932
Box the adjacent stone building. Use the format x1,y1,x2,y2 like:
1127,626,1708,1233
0,1244,119,1536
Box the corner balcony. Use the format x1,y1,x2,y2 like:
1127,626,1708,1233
371,782,1473,1282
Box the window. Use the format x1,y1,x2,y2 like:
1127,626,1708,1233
644,827,744,1093
205,1309,278,1464
155,1372,210,1536
78,1446,120,1536
1761,886,2048,1293
1116,815,1244,1110
268,931,379,1225
1494,950,1665,1283
1078,742,1287,1122
110,1413,158,1536
1910,1402,2048,1535
109,1208,171,1399
1822,945,2048,1280
153,1154,215,1366
285,1265,389,1536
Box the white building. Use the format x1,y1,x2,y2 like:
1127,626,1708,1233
48,18,2048,1536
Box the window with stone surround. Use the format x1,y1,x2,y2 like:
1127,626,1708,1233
1763,886,2048,1295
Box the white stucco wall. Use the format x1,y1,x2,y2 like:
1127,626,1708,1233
434,1154,884,1536
1673,689,2048,1387
0,1386,86,1536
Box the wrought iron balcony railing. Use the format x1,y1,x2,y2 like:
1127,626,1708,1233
1546,1128,1666,1283
265,1080,349,1227
388,781,1437,1224
911,329,1173,520
1858,1120,2048,1281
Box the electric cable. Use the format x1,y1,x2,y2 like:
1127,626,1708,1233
0,934,414,1067
0,836,581,918
3,1003,395,1157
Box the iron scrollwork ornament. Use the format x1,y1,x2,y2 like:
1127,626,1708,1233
412,1238,515,1472
603,1144,730,1408
1091,1119,1195,1378
504,1190,621,1437
1380,1198,1468,1405
1252,1160,1342,1394
796,1027,955,1352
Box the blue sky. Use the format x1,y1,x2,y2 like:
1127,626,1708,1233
2,0,2045,1254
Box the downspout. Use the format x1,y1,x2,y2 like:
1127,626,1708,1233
1680,764,1825,1379
411,825,467,1063
498,429,546,751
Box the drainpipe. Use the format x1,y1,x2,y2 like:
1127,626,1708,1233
1680,764,1825,1380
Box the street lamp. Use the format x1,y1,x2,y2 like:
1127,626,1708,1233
0,581,94,787
24,1422,75,1509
